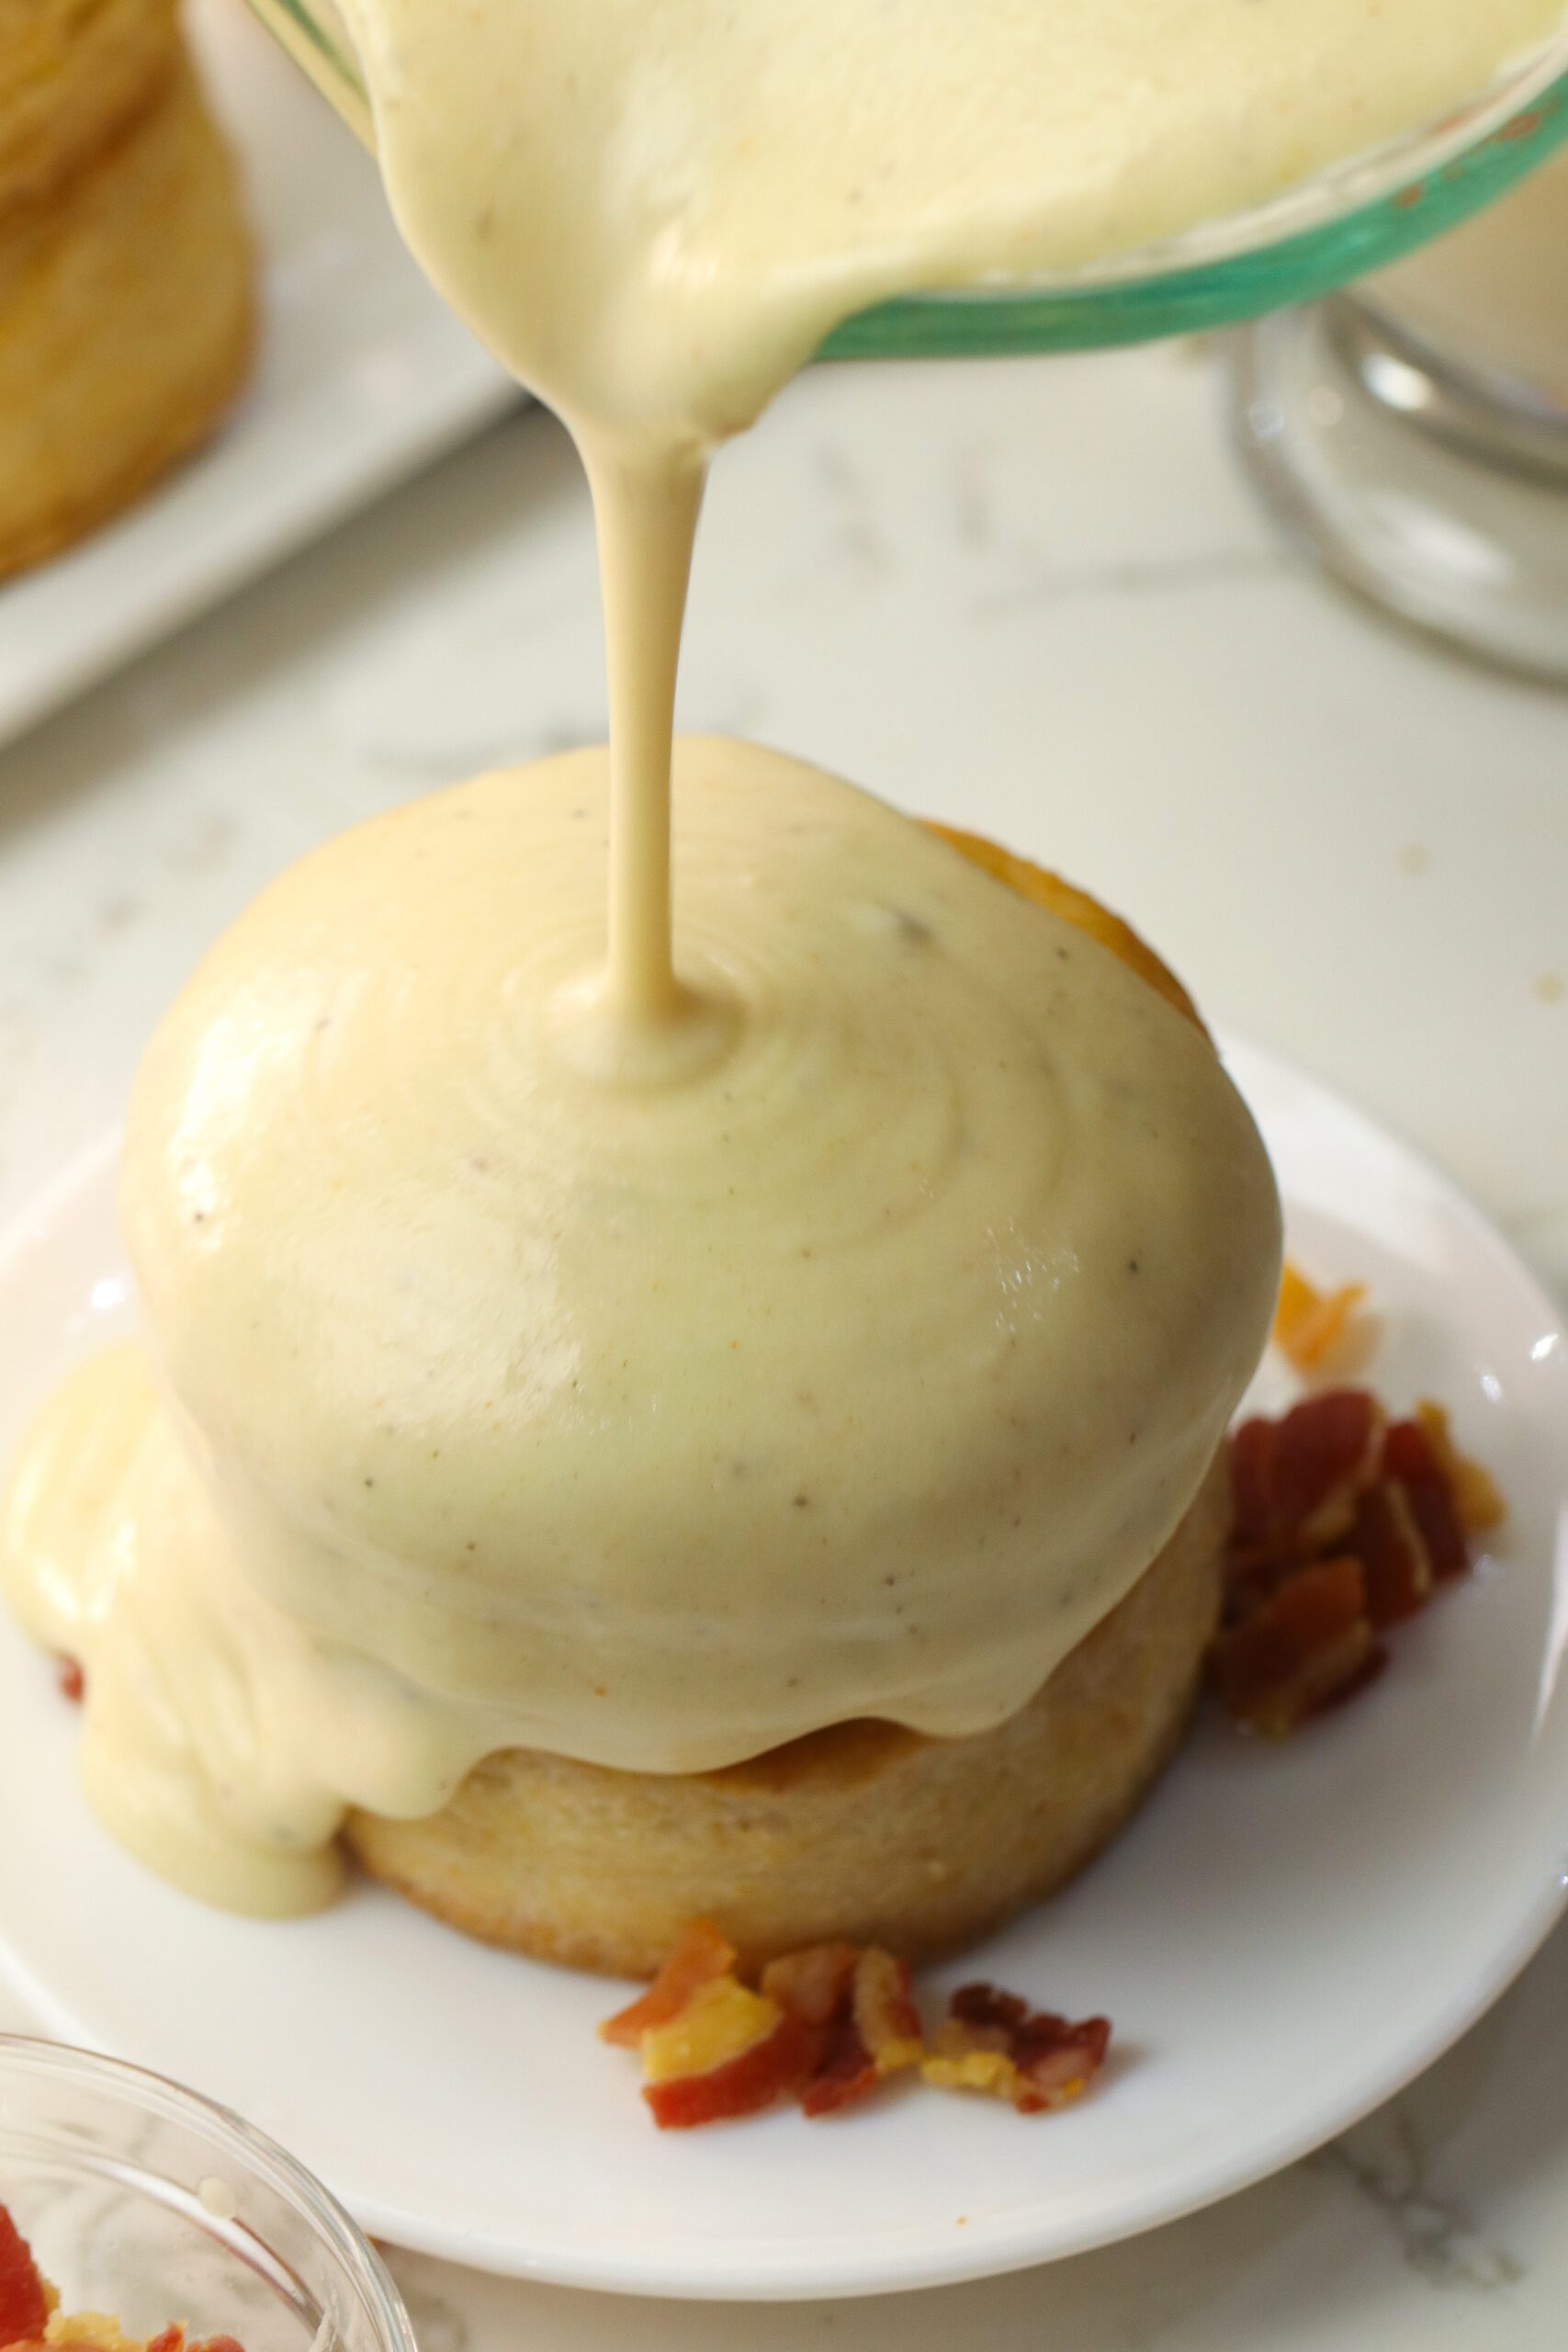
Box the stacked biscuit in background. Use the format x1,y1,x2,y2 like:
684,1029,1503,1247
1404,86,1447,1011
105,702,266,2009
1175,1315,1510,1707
0,0,254,579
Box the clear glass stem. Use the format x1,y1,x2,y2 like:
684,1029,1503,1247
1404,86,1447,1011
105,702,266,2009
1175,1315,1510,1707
1228,293,1568,684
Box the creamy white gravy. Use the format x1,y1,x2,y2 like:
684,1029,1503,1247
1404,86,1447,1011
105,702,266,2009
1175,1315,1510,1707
8,0,1559,1913
6,746,1279,1913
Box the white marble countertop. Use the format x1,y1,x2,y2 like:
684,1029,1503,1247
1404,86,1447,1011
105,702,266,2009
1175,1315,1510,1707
1,341,1564,2347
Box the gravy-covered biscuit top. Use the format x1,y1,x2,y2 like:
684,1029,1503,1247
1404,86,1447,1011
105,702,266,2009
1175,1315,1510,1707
5,745,1278,1913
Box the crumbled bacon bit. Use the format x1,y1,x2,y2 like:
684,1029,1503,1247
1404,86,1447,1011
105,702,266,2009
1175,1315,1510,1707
1383,1417,1469,1582
1415,1400,1506,1535
761,1941,860,2029
794,1947,925,2118
923,1986,1111,2114
756,1946,883,2119
639,1976,784,2083
851,1948,923,2078
1273,1262,1375,1375
56,1656,85,1704
1212,1555,1381,1737
1013,2019,1113,2114
1229,1388,1385,1565
0,2203,50,2348
605,1939,1111,2128
951,1984,1027,2032
921,2023,1017,2103
1215,1379,1503,1737
797,2016,879,2119
643,2003,820,2131
1350,1482,1431,1629
600,1918,737,2047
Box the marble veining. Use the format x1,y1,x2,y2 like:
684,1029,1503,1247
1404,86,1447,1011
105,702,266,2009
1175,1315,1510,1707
1316,2106,1524,2292
967,544,1283,618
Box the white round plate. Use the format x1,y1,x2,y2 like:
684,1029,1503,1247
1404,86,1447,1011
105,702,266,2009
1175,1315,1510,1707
0,1040,1563,2300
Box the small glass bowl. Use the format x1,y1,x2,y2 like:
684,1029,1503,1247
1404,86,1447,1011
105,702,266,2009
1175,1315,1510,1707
0,2038,414,2352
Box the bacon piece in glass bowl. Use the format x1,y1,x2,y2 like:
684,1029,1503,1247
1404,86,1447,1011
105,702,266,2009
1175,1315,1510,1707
0,2202,250,2352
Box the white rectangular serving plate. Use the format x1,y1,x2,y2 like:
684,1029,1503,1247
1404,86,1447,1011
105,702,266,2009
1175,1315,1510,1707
0,0,519,749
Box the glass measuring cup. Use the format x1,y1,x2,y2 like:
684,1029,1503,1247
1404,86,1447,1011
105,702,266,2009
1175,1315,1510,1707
247,0,1568,354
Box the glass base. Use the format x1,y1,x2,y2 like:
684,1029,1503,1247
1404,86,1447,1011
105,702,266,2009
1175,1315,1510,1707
1228,299,1568,684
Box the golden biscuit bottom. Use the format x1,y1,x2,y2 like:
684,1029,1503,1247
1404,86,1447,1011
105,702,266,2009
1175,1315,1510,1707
347,1449,1228,1978
0,0,178,221
0,54,254,580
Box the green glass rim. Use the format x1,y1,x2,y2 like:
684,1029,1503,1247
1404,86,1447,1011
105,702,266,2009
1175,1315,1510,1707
266,0,359,83
253,0,375,141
